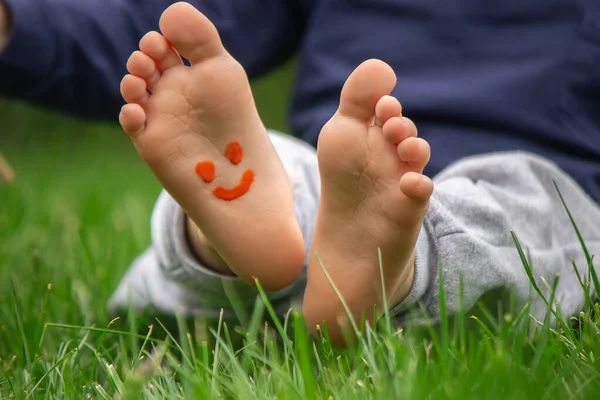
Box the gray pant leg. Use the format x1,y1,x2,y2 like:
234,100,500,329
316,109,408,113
392,152,600,326
108,131,320,319
110,143,600,326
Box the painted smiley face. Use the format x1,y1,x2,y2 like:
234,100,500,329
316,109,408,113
195,141,255,201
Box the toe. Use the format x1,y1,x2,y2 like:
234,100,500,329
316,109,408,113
402,117,418,138
159,2,224,64
382,116,417,144
375,95,402,127
338,59,397,123
127,51,161,90
120,74,150,105
119,104,146,137
139,31,182,72
399,172,434,201
397,137,431,172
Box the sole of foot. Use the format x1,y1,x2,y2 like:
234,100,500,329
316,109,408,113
303,59,434,347
119,2,305,290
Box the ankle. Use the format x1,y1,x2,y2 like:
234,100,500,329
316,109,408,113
386,252,416,311
303,252,416,347
185,217,234,276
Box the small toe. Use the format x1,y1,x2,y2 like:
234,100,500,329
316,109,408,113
375,95,402,127
402,117,418,139
399,172,434,201
159,2,224,64
119,104,146,137
139,31,182,72
127,51,161,90
382,116,417,144
120,74,150,105
338,59,397,123
397,137,431,172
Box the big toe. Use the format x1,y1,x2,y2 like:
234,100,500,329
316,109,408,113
338,59,397,123
159,2,224,64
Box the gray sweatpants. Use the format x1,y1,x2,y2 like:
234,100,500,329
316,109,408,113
108,131,600,325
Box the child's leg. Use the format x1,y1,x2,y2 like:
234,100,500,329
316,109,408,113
185,220,232,275
301,60,433,345
108,131,320,318
119,3,304,291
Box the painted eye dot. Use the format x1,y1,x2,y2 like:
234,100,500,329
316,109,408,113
195,161,216,183
194,142,255,201
224,141,243,165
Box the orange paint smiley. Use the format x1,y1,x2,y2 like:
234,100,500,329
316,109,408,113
195,142,255,201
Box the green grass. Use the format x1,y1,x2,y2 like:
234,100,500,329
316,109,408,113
1,64,600,398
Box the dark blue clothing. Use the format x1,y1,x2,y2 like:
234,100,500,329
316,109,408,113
1,0,599,203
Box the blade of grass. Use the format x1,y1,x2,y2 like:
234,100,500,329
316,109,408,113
26,348,77,398
438,258,449,359
154,317,193,368
553,181,599,298
314,253,363,344
42,323,166,345
293,312,317,400
530,274,560,373
254,279,295,371
210,308,225,400
377,247,392,336
510,231,547,306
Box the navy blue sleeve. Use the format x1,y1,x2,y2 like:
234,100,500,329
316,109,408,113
0,0,308,120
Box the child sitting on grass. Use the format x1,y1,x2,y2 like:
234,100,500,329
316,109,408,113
108,3,600,346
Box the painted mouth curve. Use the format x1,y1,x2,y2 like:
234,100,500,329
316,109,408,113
212,169,255,201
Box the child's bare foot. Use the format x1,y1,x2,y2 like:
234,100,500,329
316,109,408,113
303,60,433,346
119,2,304,290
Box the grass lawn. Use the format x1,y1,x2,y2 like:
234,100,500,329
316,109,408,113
1,64,600,399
